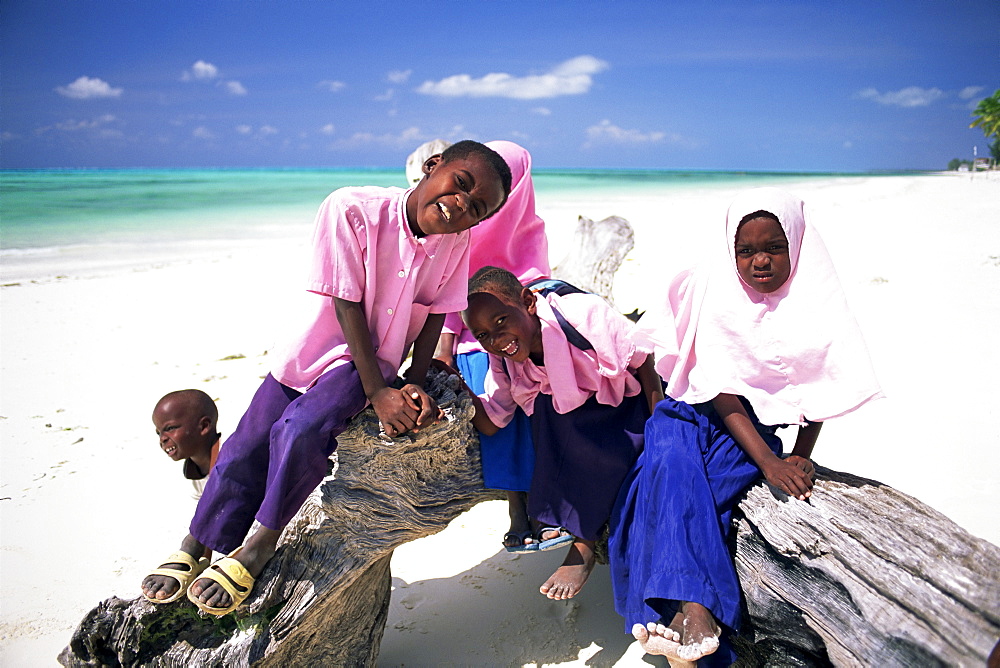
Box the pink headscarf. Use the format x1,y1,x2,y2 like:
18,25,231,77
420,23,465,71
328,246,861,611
443,140,551,354
633,187,883,425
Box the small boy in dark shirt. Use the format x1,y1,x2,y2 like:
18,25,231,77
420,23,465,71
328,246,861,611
144,389,221,603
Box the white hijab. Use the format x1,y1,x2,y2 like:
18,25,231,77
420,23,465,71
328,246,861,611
634,187,883,425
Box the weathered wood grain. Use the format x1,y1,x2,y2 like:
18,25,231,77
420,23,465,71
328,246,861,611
552,214,634,307
60,371,501,667
59,212,999,666
733,467,1000,666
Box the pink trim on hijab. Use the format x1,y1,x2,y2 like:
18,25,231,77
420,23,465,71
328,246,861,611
633,187,883,425
444,140,552,354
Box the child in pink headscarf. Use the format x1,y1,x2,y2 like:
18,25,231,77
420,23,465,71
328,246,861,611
608,187,883,665
435,140,553,554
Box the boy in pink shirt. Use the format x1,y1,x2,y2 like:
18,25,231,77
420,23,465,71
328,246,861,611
141,141,511,616
461,266,663,600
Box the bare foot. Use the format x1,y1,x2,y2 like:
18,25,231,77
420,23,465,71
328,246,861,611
141,535,205,601
675,601,721,662
189,528,278,609
632,622,682,656
539,538,595,600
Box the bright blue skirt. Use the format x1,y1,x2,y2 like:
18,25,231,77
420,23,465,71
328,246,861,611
457,351,535,492
608,396,783,664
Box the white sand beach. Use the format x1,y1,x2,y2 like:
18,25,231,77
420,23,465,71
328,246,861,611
1,173,998,665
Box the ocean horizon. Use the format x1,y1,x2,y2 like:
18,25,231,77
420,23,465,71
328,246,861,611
0,167,924,283
1,167,914,250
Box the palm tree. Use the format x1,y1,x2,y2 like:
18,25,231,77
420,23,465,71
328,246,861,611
970,89,1000,140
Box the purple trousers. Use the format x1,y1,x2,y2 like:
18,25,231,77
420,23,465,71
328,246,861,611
190,365,367,554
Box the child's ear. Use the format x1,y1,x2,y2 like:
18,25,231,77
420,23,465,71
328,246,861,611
422,154,443,176
521,287,537,314
198,416,213,437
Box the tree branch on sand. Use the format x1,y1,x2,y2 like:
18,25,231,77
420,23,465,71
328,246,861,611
59,215,999,667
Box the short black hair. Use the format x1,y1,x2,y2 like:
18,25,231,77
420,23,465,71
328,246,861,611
156,389,218,423
468,265,523,304
441,140,513,204
738,209,780,228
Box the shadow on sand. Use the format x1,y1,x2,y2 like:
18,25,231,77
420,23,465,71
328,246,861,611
379,544,667,667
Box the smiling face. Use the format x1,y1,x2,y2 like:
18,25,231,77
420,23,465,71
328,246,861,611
152,397,211,461
734,215,792,294
406,153,506,237
463,289,543,363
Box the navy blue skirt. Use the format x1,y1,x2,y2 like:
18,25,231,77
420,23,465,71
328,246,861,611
528,392,648,542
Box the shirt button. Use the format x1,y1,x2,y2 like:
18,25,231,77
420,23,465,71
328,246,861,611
398,270,405,278
387,308,394,315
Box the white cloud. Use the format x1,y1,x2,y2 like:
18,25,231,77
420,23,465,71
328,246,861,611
584,119,665,145
417,55,608,100
318,80,346,92
38,114,117,133
332,126,425,149
388,69,412,84
959,86,985,100
857,86,944,107
375,89,395,102
224,81,247,96
193,126,215,139
320,124,336,135
236,125,279,139
183,60,219,81
532,107,552,116
55,76,123,100
399,126,422,142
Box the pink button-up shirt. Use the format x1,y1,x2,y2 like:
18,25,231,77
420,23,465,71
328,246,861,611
272,186,470,392
479,292,646,428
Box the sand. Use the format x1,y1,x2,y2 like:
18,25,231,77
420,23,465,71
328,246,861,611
1,172,998,666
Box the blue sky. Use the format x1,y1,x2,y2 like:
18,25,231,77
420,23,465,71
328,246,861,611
1,0,996,171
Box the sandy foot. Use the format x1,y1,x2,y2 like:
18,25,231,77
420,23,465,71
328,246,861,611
676,601,720,661
539,539,595,600
632,622,695,667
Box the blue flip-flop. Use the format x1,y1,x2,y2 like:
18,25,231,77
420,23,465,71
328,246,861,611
536,526,574,551
503,530,539,553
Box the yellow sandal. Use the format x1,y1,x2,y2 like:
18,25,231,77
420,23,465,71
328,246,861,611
186,547,256,616
142,551,209,604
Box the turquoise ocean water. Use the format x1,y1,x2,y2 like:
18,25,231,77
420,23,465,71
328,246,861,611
1,167,863,253
3,167,903,286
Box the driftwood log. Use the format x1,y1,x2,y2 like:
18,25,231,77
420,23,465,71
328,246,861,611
60,215,999,666
552,214,634,308
60,371,498,667
731,467,999,666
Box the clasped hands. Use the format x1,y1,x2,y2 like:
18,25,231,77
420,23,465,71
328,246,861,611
370,384,443,438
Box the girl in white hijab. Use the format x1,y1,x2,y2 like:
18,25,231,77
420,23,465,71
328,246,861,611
609,187,882,664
